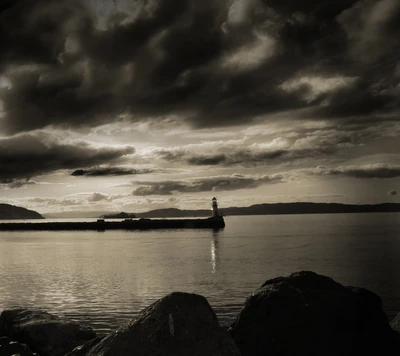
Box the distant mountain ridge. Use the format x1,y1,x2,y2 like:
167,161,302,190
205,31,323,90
221,202,400,216
104,202,400,218
0,204,44,220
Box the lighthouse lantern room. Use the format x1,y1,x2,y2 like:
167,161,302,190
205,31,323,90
211,197,220,218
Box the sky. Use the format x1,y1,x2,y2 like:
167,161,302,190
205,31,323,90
0,0,399,215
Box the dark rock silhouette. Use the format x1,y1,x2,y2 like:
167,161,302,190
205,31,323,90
0,336,36,356
0,309,95,356
229,271,400,356
0,204,43,220
68,292,240,356
65,337,104,356
391,313,400,333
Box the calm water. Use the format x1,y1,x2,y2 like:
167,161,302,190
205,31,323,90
1,213,400,334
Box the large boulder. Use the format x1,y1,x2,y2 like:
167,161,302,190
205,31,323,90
0,309,96,356
229,271,399,356
72,292,240,356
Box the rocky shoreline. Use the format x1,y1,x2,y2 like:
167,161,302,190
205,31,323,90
1,271,399,356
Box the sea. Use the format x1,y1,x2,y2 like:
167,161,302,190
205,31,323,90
1,213,400,335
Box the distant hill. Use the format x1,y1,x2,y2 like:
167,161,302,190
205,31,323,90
220,202,400,216
0,204,44,220
105,202,400,218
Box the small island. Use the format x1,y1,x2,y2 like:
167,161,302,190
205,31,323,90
103,212,136,219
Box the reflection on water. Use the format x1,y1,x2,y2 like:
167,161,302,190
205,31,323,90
211,230,220,274
1,214,400,334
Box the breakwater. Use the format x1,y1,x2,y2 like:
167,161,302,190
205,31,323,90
0,216,225,231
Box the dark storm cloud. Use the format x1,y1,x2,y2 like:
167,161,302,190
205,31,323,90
4,180,37,189
71,167,154,176
0,0,118,133
132,173,285,195
153,147,287,166
314,79,397,118
259,0,360,19
183,150,287,166
1,0,399,134
0,0,88,70
317,164,400,179
152,131,351,166
0,179,65,189
186,154,227,166
0,133,135,183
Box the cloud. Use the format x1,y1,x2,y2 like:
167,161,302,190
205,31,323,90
280,76,358,103
0,178,69,189
132,173,285,195
313,79,396,119
147,131,361,167
185,149,288,166
315,164,400,179
71,167,154,177
151,145,288,167
0,0,399,135
0,179,37,189
7,180,37,189
0,132,135,183
338,0,400,63
88,192,109,202
387,190,397,196
186,154,227,166
143,137,289,166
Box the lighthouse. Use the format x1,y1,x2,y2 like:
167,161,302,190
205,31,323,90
211,197,220,218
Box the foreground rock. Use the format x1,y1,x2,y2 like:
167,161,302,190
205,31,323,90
70,292,240,356
65,336,104,356
0,336,36,356
391,313,400,333
0,309,96,356
229,271,400,356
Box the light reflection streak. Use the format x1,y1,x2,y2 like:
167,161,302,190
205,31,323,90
211,230,220,274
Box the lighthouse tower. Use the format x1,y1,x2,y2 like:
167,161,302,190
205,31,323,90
211,197,220,218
